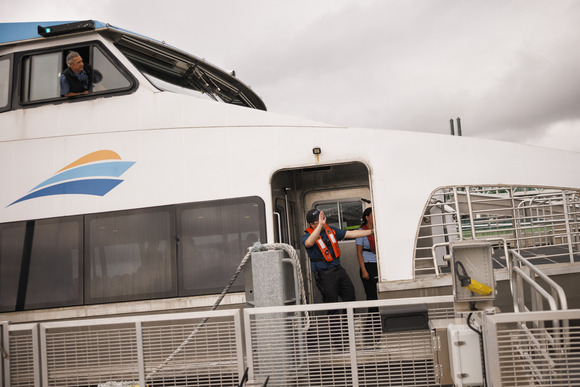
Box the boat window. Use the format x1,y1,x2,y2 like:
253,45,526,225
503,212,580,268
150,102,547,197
0,196,265,312
0,57,10,110
0,217,83,312
144,73,220,102
85,207,176,304
21,51,61,102
313,199,364,230
90,45,132,93
177,197,266,296
19,44,134,104
113,34,266,110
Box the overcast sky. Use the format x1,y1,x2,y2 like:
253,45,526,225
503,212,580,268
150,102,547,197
2,0,579,152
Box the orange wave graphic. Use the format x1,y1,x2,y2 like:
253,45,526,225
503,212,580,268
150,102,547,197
57,150,122,173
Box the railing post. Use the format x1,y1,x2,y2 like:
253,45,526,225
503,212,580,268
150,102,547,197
562,192,575,263
482,313,501,387
453,187,464,240
347,307,359,387
509,187,522,253
0,322,8,387
465,187,477,239
135,322,145,387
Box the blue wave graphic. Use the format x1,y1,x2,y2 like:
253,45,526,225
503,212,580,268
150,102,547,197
31,161,135,191
9,179,124,206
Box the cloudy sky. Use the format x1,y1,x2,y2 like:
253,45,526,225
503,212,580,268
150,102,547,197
2,0,580,152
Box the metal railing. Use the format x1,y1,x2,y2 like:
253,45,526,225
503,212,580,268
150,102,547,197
416,186,580,278
483,310,580,386
508,250,568,313
1,297,454,387
1,296,578,386
244,296,455,386
4,310,244,387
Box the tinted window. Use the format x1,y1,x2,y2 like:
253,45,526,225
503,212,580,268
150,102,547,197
0,196,265,311
178,197,265,295
0,217,82,312
0,222,25,312
85,207,176,304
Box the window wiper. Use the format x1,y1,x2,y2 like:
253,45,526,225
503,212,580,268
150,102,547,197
183,64,218,100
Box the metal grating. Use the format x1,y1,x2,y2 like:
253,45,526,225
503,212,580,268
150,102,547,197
415,186,580,278
9,297,580,386
142,319,241,386
43,324,139,386
8,324,38,387
356,314,435,386
245,297,451,386
484,310,580,386
36,309,243,387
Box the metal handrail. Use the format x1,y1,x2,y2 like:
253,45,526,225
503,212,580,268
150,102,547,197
507,249,570,375
508,249,568,313
431,237,509,279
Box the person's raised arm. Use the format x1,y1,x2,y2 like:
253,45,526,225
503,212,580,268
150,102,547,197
304,211,327,247
345,228,373,239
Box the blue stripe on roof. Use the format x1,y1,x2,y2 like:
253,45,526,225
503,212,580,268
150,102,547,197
0,21,107,45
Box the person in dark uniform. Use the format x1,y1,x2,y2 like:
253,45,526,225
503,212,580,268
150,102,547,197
303,208,373,310
60,51,101,97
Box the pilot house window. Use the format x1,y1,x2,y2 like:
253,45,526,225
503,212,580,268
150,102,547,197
0,57,9,109
20,44,133,103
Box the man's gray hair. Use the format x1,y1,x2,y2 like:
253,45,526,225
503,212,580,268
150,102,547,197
66,51,81,65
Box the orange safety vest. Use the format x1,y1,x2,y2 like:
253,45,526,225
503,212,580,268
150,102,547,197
305,225,341,262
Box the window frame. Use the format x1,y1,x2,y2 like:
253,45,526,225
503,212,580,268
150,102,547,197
176,196,267,297
0,196,266,312
84,205,178,305
0,215,84,312
12,40,137,109
0,53,13,113
312,198,366,231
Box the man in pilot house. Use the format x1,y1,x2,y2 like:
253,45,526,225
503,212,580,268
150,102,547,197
303,209,374,311
60,51,102,97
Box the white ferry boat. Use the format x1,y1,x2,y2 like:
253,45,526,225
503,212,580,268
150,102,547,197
0,20,579,387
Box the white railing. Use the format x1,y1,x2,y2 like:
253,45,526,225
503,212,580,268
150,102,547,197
4,310,244,387
483,310,580,386
2,297,579,386
1,297,454,387
508,249,568,313
244,296,455,387
416,186,580,278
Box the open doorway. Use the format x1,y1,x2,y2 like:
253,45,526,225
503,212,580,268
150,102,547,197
271,161,372,304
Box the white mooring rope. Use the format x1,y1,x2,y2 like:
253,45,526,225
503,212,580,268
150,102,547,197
145,242,308,381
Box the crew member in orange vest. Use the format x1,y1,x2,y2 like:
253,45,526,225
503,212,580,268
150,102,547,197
303,209,374,310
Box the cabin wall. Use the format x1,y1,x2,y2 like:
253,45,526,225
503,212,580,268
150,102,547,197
3,114,580,286
2,32,580,288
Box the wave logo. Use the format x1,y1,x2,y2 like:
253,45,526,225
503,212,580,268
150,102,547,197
9,150,135,206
